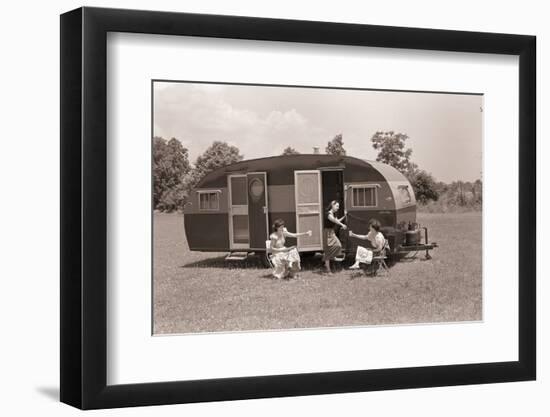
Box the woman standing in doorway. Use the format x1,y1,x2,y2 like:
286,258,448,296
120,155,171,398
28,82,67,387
322,200,347,274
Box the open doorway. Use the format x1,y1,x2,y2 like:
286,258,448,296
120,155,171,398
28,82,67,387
321,170,345,217
321,169,348,252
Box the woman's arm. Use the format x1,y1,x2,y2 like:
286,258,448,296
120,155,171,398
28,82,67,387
328,212,347,229
283,228,312,238
337,211,348,222
349,231,369,240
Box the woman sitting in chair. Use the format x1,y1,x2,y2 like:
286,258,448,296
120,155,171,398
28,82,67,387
348,219,386,270
270,219,312,279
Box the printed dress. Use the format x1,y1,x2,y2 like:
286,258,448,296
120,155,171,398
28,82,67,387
270,229,301,279
354,231,386,265
322,210,343,261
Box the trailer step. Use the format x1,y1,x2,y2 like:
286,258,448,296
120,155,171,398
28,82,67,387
225,252,252,261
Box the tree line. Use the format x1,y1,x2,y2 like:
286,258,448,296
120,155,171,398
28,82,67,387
369,131,481,209
153,132,481,212
153,137,242,212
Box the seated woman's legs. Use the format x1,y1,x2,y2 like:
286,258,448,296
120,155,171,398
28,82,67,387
288,248,301,277
349,246,372,270
271,255,288,279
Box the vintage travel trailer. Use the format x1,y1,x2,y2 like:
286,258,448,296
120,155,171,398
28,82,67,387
183,154,436,262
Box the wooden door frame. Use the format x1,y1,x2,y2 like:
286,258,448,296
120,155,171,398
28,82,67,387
227,174,249,250
294,170,323,251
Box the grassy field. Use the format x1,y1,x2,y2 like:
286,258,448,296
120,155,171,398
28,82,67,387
153,212,482,334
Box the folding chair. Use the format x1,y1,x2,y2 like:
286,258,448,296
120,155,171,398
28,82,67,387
264,240,275,268
371,239,390,277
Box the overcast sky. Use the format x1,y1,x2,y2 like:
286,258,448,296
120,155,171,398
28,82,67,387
153,81,482,183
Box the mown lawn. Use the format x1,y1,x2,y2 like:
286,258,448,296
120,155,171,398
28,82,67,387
153,212,482,334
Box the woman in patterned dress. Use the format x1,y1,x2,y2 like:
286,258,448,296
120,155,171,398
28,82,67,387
270,219,312,279
322,200,347,274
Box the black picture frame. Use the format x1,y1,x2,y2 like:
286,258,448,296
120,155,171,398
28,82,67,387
60,6,536,410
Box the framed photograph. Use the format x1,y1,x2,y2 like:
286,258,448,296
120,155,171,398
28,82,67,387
60,6,536,409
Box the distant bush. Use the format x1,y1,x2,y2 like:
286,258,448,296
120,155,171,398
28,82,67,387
282,146,300,155
407,169,439,204
417,180,482,213
417,201,482,213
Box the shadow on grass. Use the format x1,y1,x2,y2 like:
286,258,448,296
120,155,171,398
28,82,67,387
179,253,398,279
180,255,264,269
180,253,327,271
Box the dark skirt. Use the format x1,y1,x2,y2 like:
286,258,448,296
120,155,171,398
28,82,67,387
322,228,342,261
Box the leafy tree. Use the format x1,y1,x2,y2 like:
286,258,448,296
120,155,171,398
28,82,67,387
325,133,346,156
371,131,414,173
473,179,483,204
371,131,439,203
434,181,449,194
450,180,479,207
408,170,439,204
153,136,190,211
153,137,168,209
188,141,244,190
282,146,300,155
157,182,188,212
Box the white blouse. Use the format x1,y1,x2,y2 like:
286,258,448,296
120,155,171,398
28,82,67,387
366,231,385,251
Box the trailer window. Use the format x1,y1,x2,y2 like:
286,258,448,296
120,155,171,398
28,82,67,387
198,191,220,211
352,186,377,208
398,185,412,204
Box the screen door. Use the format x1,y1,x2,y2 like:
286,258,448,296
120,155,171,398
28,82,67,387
294,170,323,251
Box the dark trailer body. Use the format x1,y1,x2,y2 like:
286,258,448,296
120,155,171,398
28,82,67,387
183,154,435,260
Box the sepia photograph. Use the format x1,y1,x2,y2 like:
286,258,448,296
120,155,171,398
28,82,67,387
152,81,483,335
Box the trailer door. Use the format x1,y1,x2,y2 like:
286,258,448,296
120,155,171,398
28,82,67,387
294,170,323,251
228,174,249,249
247,172,269,250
